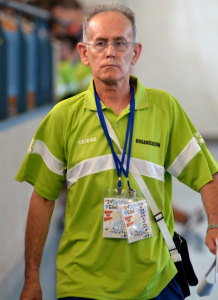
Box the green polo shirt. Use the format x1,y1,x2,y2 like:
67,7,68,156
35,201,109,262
16,76,218,299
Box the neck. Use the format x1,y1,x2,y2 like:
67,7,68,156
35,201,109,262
94,79,131,115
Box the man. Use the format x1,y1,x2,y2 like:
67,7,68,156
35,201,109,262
17,4,218,300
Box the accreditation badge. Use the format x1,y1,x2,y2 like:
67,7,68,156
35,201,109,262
103,188,130,239
119,200,153,243
103,188,152,242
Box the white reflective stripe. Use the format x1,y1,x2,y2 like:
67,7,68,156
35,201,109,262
131,157,164,182
67,154,115,187
30,140,66,176
167,137,201,177
66,155,164,188
104,113,165,181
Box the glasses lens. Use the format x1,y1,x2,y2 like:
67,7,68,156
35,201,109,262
114,41,127,51
95,41,107,51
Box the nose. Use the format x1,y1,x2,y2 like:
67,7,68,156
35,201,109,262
105,43,116,58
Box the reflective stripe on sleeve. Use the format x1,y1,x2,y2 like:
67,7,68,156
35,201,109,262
66,154,165,188
167,137,201,177
28,139,66,176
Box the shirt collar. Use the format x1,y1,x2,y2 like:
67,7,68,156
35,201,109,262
84,75,149,111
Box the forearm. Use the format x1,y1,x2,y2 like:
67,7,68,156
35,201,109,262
200,173,218,254
24,190,55,280
200,173,218,224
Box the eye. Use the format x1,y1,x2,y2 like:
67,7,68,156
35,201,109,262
115,41,126,47
95,41,106,48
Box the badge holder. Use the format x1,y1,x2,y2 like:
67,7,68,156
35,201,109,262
103,187,152,243
103,187,135,239
119,198,152,243
197,239,218,296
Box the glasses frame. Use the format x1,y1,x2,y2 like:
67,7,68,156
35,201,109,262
85,40,135,52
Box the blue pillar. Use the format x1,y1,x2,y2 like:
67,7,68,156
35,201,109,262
17,15,27,113
34,19,41,107
0,22,7,120
35,19,53,107
44,21,53,104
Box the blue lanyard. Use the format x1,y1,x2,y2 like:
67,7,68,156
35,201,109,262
94,83,135,190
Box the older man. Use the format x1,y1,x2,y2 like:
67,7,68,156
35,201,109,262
17,4,218,300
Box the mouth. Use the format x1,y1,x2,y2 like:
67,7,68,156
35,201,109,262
101,64,119,68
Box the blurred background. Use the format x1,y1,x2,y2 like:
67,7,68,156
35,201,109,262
0,0,217,299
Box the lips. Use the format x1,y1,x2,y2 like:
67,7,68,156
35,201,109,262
101,64,119,68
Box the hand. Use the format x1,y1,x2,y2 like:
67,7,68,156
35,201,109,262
205,228,218,254
20,279,42,300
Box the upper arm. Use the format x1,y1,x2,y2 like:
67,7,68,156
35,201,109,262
28,189,55,221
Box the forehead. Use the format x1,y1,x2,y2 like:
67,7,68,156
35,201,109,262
87,11,133,40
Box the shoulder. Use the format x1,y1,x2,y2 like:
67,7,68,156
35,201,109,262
134,76,181,113
145,87,183,114
37,91,87,136
146,88,175,105
49,91,87,119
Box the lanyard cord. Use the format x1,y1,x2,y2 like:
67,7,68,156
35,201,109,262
126,86,135,182
94,83,135,190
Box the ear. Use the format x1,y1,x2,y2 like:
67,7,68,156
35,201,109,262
131,43,142,66
77,42,89,66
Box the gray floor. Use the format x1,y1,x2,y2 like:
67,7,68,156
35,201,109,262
0,137,217,299
0,215,62,300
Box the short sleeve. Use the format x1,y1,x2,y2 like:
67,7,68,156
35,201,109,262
16,104,67,200
165,96,218,192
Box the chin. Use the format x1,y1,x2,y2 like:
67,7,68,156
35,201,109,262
100,74,122,85
101,78,118,85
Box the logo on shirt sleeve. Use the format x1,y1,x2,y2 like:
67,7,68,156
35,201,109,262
193,132,204,146
27,139,35,153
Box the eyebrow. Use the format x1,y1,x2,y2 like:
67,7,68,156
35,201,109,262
94,36,128,42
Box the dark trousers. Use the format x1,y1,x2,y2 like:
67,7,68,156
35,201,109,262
59,277,184,300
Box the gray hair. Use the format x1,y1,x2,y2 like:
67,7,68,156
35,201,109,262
83,4,136,42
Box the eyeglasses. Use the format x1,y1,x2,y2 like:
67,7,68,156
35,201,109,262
85,40,135,52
